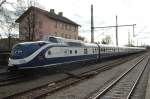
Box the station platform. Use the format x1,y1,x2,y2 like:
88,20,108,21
145,71,150,99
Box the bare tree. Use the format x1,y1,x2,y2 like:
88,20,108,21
0,0,41,49
0,0,6,7
15,0,43,41
23,9,36,41
0,0,18,40
101,35,112,45
78,36,85,41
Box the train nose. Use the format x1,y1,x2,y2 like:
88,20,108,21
10,42,46,59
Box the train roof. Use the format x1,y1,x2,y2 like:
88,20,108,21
43,36,97,47
42,36,145,49
98,44,145,49
17,41,49,45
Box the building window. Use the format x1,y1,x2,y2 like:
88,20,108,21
65,34,68,38
69,25,71,31
63,23,65,29
58,23,60,28
55,32,57,36
61,33,64,37
25,36,29,40
61,23,64,29
39,21,43,28
74,27,76,32
71,26,74,31
39,34,43,40
74,36,77,40
55,21,58,28
65,24,67,30
74,26,77,32
68,35,71,39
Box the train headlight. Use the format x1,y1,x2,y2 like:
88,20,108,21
19,59,26,64
8,63,13,66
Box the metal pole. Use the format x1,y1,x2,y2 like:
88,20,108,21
91,5,94,43
133,24,136,37
116,15,118,46
128,31,130,46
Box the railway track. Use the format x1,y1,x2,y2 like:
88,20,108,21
0,72,27,87
90,53,150,99
4,53,146,99
0,71,8,75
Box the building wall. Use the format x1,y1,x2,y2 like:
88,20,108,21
19,11,78,41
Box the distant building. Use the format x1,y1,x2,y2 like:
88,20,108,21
16,6,80,41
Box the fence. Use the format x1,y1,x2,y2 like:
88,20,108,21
0,50,10,66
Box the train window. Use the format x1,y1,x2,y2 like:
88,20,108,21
38,42,46,46
75,50,77,54
70,50,72,54
104,48,106,52
108,48,110,52
106,48,108,52
64,50,67,54
48,50,51,55
93,49,94,53
101,48,105,52
11,43,41,59
67,42,82,46
49,37,58,43
84,48,88,54
110,48,112,52
113,48,115,52
107,48,109,52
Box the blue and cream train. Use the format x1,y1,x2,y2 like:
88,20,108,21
8,36,145,70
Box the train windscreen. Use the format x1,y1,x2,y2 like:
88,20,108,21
10,43,41,59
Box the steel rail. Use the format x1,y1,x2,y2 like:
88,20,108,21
13,54,146,99
126,57,150,99
2,53,145,99
92,55,146,99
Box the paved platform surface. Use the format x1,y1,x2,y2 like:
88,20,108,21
145,71,150,99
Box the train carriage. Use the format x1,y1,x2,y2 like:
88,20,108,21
8,36,146,70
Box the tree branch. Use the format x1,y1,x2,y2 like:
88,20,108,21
0,0,6,7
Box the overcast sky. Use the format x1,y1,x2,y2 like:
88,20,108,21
37,0,150,46
4,0,150,46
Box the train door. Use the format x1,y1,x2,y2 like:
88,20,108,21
96,44,100,60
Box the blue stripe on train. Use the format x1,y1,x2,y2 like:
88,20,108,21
16,54,98,69
14,51,126,69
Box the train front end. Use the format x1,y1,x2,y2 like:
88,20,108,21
8,41,47,70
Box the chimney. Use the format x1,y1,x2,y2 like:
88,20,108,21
50,9,55,13
58,12,63,16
